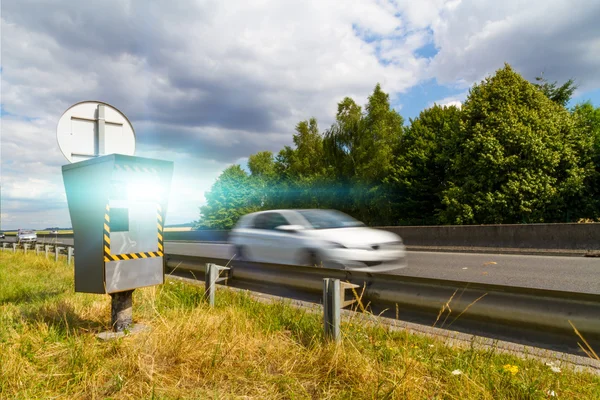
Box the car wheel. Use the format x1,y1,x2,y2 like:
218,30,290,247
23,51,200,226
235,245,246,261
304,250,322,267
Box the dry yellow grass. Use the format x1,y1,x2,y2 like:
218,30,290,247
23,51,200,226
1,252,599,399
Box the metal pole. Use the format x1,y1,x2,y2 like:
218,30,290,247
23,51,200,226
36,244,41,255
206,263,216,307
323,278,341,342
110,290,133,332
55,246,60,262
323,279,330,337
97,104,106,155
203,263,230,306
68,247,73,265
24,244,29,254
12,243,17,253
45,245,50,259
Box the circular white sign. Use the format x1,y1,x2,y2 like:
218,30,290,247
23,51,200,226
57,101,136,163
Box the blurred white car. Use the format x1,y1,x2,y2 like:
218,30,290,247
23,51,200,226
229,209,406,272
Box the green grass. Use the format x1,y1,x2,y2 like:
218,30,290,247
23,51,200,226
1,252,599,399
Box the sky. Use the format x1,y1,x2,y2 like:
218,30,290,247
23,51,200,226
2,0,600,230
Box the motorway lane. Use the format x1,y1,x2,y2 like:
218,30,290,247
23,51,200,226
4,239,598,294
395,251,600,295
164,242,600,295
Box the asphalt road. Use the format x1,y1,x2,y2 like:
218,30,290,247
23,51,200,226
396,251,599,295
3,238,598,294
163,242,600,295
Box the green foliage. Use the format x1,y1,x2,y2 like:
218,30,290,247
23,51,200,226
196,165,261,229
572,102,600,218
324,84,404,182
391,105,461,224
322,84,404,224
196,66,600,227
439,64,593,224
534,73,578,107
248,151,276,178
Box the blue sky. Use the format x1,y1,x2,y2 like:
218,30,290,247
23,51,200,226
397,79,466,121
1,0,600,230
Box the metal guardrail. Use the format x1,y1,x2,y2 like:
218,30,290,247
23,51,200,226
1,240,74,264
165,253,600,340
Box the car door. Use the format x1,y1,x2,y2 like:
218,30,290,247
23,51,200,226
248,212,297,264
251,212,299,264
240,213,269,262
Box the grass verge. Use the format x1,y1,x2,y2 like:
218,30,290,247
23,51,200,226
1,252,599,399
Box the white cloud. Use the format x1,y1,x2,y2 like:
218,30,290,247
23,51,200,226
1,0,599,229
2,0,430,229
428,0,600,90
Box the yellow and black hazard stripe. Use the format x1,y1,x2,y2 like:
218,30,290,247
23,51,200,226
157,204,164,253
114,164,159,174
104,251,163,262
103,204,111,259
102,203,166,262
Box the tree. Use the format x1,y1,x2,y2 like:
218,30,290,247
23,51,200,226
196,165,261,229
572,102,600,218
248,151,275,178
534,73,578,107
325,85,404,182
270,118,329,209
323,84,405,224
439,64,593,224
391,105,461,224
289,118,325,178
247,151,276,209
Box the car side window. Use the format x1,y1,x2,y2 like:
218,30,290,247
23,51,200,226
251,213,289,230
264,213,289,230
252,214,268,229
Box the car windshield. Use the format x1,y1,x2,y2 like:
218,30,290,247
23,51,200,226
297,210,365,230
20,230,34,234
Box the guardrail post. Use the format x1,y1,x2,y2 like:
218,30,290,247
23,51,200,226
323,278,340,341
23,244,29,254
67,247,73,265
45,245,50,259
12,243,17,253
323,278,360,342
111,290,134,332
35,244,42,255
1,243,8,251
205,263,230,307
55,246,62,262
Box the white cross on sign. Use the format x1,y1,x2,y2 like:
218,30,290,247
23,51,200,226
57,101,136,163
70,104,122,158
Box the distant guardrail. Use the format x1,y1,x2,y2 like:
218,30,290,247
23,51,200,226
5,222,599,250
167,223,600,251
1,241,74,264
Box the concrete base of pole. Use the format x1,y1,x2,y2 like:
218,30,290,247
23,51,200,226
96,324,149,341
96,289,146,341
111,290,134,332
